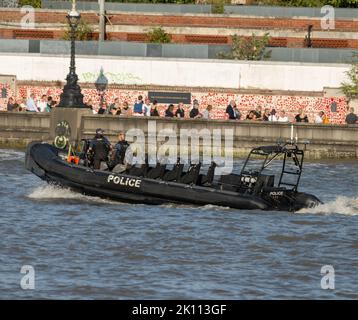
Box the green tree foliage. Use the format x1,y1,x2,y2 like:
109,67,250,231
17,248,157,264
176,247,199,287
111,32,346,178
254,0,358,8
108,0,230,11
208,0,231,14
341,55,358,100
63,19,94,41
146,27,171,43
108,0,358,5
18,0,41,7
107,0,196,3
327,0,358,7
219,33,272,61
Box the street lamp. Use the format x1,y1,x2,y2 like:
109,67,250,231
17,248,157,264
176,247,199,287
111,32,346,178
95,67,108,108
58,0,86,108
305,25,313,48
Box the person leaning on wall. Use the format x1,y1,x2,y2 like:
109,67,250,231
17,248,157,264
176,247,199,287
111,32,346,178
6,97,18,112
345,107,358,124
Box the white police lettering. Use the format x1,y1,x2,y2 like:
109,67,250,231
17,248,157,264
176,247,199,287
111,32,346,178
107,175,141,188
270,191,284,196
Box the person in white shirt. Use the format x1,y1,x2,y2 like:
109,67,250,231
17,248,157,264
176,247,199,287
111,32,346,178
202,104,213,119
19,98,27,112
37,94,48,112
277,110,289,122
92,105,99,114
268,109,277,122
314,111,323,123
26,93,39,112
142,97,151,117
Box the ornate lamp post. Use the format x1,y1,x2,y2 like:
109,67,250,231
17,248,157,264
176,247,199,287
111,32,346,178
58,0,86,108
95,67,108,108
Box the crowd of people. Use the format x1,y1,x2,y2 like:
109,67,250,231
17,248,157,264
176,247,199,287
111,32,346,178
88,96,215,120
222,100,357,124
88,96,357,124
2,94,57,113
1,93,357,124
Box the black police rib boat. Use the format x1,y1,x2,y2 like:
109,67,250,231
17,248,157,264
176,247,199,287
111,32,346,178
25,141,322,211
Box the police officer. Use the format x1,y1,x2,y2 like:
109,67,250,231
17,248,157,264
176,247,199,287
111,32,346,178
88,128,112,170
109,131,130,172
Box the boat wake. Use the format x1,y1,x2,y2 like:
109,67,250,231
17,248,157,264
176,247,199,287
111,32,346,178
298,196,358,216
27,185,120,205
0,149,24,162
160,203,233,212
27,185,358,216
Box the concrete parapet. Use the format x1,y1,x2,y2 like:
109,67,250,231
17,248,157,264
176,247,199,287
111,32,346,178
1,111,357,158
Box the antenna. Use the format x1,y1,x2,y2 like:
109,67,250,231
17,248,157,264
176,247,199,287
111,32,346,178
290,124,294,144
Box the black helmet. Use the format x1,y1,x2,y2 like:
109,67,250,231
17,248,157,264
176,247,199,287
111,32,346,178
96,128,104,135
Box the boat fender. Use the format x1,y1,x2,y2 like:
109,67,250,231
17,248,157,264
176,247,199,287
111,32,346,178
27,158,45,178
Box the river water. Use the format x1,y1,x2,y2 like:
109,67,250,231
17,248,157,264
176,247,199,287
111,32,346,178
0,149,357,299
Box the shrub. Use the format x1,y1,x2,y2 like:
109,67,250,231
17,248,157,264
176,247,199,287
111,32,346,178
18,0,41,8
107,1,195,3
62,19,94,41
341,55,358,100
253,0,358,8
146,27,171,44
218,33,272,61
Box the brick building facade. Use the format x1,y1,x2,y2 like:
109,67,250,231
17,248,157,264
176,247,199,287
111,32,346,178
0,8,357,49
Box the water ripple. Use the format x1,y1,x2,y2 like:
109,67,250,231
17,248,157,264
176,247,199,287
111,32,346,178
0,150,357,299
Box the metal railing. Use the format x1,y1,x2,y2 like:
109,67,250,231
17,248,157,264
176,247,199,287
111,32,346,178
40,1,212,14
38,1,358,19
0,39,357,63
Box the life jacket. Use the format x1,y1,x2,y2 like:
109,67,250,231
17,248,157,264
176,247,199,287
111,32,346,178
114,141,130,164
92,138,110,160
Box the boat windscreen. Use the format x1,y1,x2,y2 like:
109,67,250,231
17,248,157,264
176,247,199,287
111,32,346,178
252,145,283,155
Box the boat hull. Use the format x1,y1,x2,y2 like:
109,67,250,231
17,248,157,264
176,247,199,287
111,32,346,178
25,142,321,211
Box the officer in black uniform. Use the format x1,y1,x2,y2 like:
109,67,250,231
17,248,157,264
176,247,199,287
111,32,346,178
108,131,130,171
88,128,112,170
